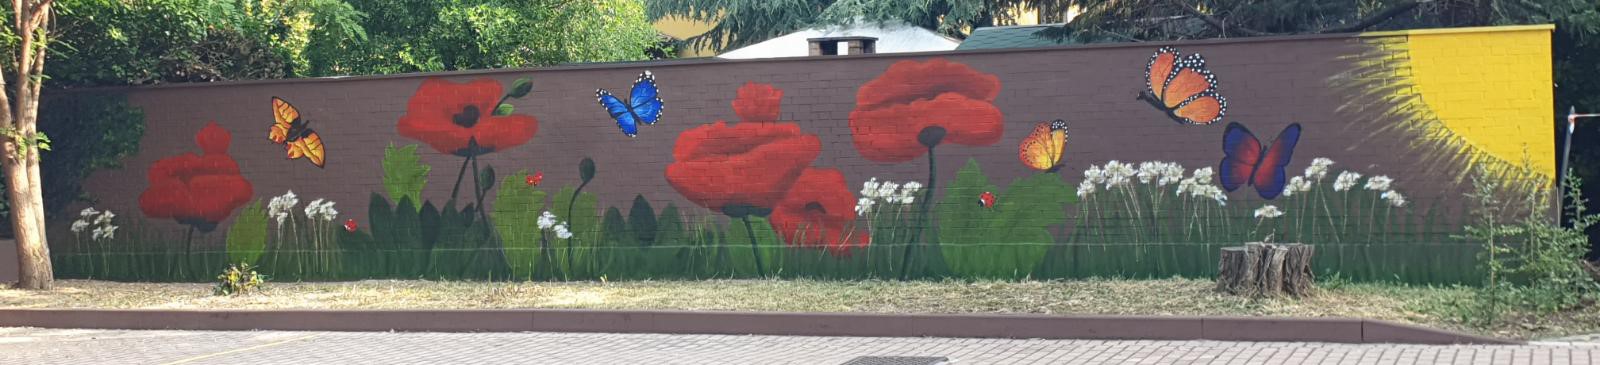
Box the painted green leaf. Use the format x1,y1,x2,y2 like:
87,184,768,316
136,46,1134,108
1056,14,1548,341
656,203,684,246
477,164,497,198
508,77,534,98
392,196,427,276
428,198,506,279
551,186,600,278
225,200,268,266
493,170,547,279
726,216,783,277
382,143,431,203
367,193,396,251
938,158,1076,279
628,194,658,246
493,103,515,116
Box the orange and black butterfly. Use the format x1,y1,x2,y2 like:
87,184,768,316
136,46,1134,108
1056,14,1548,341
269,97,326,168
1018,119,1068,172
1138,47,1227,126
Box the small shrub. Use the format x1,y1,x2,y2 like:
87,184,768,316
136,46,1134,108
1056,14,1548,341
214,262,269,296
1453,165,1599,326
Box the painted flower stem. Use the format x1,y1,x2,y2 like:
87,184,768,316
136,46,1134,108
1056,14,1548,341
565,180,591,278
181,226,195,279
447,149,474,205
741,217,766,277
900,144,937,281
1320,189,1340,243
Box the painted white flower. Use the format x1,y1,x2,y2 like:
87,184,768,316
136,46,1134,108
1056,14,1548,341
902,181,922,193
94,211,116,225
554,223,573,239
1254,205,1284,219
1176,178,1195,196
269,190,299,225
1184,183,1227,206
70,220,90,234
1305,158,1334,181
1084,165,1106,184
1191,167,1215,183
1104,160,1135,179
302,199,337,221
79,207,100,218
537,211,557,230
1382,191,1407,207
1282,176,1312,197
860,178,881,198
1203,185,1228,206
1077,180,1096,198
1105,175,1130,188
1364,176,1393,191
1136,162,1161,184
855,197,875,215
877,181,900,201
91,225,118,241
1333,171,1362,192
901,181,923,198
1158,162,1185,186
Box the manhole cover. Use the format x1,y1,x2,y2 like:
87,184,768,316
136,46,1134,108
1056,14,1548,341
840,356,949,365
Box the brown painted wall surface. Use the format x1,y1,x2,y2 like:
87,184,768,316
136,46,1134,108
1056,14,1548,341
52,26,1554,284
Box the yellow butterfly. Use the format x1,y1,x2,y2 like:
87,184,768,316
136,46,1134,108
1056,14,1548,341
1018,119,1068,172
269,97,325,168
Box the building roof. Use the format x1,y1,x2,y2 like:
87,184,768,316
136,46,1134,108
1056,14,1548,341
717,22,960,59
957,24,1075,50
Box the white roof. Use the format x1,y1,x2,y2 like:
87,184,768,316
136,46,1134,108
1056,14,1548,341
717,22,960,59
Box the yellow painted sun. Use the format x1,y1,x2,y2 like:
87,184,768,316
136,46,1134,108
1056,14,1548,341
1342,25,1556,188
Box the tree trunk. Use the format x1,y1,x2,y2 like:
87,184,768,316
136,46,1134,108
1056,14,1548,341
5,157,50,289
1216,243,1315,298
2,0,59,290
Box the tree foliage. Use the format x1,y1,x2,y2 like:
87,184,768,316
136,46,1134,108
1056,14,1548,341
647,0,1049,51
40,0,659,86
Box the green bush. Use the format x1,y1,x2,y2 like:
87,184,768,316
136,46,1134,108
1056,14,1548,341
1454,166,1599,325
214,262,268,296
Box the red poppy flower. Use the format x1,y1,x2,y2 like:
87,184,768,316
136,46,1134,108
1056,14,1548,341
769,168,870,256
139,122,254,232
525,171,543,187
343,218,359,233
732,82,783,123
665,121,820,213
397,77,539,156
849,59,1005,162
666,83,822,214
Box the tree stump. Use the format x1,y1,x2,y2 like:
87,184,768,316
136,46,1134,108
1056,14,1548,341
1282,244,1316,296
1217,247,1247,293
1216,242,1316,297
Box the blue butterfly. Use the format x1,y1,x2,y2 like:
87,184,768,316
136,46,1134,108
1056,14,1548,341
595,70,664,137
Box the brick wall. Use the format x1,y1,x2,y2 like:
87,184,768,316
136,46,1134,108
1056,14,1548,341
49,26,1554,284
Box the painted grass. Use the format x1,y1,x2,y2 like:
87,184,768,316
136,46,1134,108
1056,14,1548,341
1,278,1594,340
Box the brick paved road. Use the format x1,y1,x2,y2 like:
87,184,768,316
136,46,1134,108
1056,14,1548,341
1,327,1596,364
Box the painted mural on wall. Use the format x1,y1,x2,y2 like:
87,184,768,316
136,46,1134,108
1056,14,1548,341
54,26,1556,284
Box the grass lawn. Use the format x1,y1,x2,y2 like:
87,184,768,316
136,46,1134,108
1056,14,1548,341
2,278,1596,341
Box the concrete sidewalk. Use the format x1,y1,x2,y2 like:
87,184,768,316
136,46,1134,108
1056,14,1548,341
1,327,1595,364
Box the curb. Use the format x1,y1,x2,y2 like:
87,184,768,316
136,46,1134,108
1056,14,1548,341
0,309,1518,345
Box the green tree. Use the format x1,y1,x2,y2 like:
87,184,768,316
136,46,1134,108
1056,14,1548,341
1,0,61,289
335,0,661,74
647,0,1056,51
